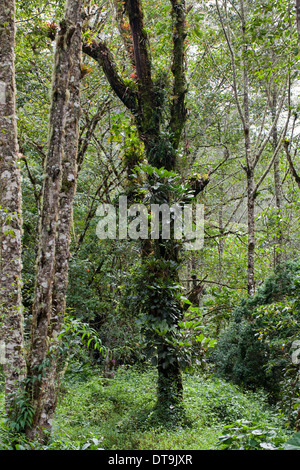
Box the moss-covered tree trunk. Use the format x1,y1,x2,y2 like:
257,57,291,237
83,0,208,412
0,0,27,413
26,0,83,442
39,1,83,436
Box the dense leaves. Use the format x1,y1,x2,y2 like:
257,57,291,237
0,0,300,449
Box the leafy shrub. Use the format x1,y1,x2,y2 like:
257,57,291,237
218,419,291,450
212,260,300,409
183,374,283,428
212,321,277,393
283,432,300,450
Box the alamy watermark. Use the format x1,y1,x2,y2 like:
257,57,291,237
96,196,204,251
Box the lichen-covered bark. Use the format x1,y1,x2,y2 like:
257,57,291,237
125,0,162,165
26,0,83,441
0,0,27,410
37,0,83,437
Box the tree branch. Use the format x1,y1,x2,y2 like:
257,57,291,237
113,0,135,65
168,0,188,149
284,139,300,189
215,0,246,129
82,40,138,113
125,0,153,86
253,78,289,170
77,98,112,171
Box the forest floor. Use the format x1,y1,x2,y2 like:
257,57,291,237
0,365,293,450
51,365,291,450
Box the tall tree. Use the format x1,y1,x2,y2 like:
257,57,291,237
25,0,84,441
83,0,209,411
271,84,284,267
215,0,290,295
0,0,27,412
0,0,84,443
38,0,84,435
296,0,300,42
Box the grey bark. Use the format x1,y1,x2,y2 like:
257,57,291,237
38,0,83,436
0,0,27,411
216,0,289,296
26,0,83,441
272,87,283,267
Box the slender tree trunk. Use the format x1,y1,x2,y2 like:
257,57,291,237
271,87,283,267
296,0,300,44
240,0,256,296
247,169,256,296
218,167,225,283
0,0,27,412
26,0,82,441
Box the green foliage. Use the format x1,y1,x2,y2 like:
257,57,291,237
213,320,274,391
283,432,300,450
6,0,300,446
49,366,288,450
130,163,194,208
212,260,300,416
183,374,284,428
57,314,106,358
5,389,34,434
0,365,290,450
124,254,190,377
177,306,217,372
218,419,291,450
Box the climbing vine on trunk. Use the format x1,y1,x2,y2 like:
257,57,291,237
83,0,209,413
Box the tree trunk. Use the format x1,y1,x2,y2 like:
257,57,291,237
0,0,27,413
241,0,256,296
271,87,283,267
26,0,82,442
296,0,300,44
36,1,83,437
83,0,206,415
157,345,183,404
247,169,256,296
218,167,225,282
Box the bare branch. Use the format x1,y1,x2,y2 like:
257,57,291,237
253,78,289,169
284,139,300,189
215,0,245,129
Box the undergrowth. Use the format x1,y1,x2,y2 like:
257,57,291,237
0,365,291,450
